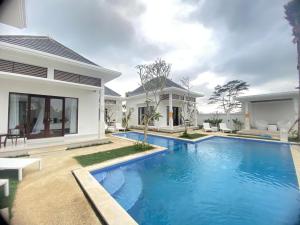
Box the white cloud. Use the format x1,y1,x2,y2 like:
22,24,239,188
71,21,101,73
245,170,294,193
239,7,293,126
191,71,227,90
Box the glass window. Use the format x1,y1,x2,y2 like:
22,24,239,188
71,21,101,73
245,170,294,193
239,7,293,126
9,93,28,130
64,98,78,134
138,106,154,126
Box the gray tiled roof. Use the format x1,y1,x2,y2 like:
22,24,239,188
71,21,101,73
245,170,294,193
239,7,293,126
105,86,121,97
127,78,186,97
0,35,98,66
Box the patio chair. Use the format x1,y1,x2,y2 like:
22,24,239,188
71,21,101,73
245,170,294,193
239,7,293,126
115,123,126,132
203,123,212,132
7,125,27,145
219,123,232,133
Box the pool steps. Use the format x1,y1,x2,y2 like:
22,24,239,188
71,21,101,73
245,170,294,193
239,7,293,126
101,170,125,195
114,170,143,210
98,169,143,211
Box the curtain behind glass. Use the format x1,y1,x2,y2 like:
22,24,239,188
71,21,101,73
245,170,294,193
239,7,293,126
65,98,78,134
9,94,28,131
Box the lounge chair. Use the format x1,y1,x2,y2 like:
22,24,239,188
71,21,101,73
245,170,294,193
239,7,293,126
105,123,115,132
255,120,268,130
219,123,232,133
0,179,9,196
203,123,212,132
0,158,41,181
115,123,126,132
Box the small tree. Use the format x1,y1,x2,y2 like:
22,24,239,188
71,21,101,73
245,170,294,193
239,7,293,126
180,77,196,134
122,104,133,130
285,0,300,139
208,80,249,126
136,59,171,143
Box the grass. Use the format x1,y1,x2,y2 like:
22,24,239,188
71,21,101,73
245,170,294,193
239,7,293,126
0,170,19,218
227,134,280,141
74,143,154,167
288,137,300,143
179,132,207,139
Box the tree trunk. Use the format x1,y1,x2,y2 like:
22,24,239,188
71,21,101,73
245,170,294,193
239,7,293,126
144,122,148,143
297,40,300,140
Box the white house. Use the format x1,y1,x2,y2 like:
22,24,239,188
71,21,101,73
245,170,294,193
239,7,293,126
237,91,298,138
0,35,120,146
126,78,203,132
104,86,123,126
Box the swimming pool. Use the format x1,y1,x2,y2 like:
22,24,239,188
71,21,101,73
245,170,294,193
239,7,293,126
91,132,300,225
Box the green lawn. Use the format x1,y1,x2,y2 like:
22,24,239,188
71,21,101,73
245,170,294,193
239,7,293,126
74,143,154,167
0,170,19,218
179,133,207,139
227,134,280,141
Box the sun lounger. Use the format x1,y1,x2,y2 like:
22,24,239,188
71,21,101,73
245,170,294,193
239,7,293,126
105,123,115,132
115,123,126,132
0,158,41,181
219,123,232,133
0,179,9,196
203,123,212,132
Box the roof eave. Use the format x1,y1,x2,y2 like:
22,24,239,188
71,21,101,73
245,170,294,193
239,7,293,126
126,87,204,99
0,41,121,82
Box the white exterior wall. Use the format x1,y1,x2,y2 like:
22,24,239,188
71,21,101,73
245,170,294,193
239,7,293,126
0,78,99,138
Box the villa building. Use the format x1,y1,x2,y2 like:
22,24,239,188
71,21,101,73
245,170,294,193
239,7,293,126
0,35,120,146
104,86,123,126
126,78,203,132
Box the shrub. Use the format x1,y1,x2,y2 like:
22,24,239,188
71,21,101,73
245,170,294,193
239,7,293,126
232,118,243,131
204,118,222,127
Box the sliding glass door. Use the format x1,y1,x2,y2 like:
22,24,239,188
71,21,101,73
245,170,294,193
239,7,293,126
48,97,64,137
9,93,78,139
28,95,47,138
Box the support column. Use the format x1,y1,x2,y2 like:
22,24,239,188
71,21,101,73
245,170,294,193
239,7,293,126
244,101,250,130
169,93,173,128
99,87,105,139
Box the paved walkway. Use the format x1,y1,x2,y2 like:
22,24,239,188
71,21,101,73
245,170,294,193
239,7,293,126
11,136,133,225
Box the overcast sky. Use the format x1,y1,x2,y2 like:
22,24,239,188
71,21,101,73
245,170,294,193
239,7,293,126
0,0,297,113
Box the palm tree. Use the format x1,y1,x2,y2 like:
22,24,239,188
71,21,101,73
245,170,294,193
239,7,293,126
285,0,300,140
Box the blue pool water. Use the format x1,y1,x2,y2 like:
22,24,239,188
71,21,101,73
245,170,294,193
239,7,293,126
91,132,300,225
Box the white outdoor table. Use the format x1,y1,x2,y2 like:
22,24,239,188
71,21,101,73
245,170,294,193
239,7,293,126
0,158,41,181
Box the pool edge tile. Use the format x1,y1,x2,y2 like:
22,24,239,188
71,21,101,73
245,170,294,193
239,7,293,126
291,145,300,189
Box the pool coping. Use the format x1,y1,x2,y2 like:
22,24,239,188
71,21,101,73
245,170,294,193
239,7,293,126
72,139,167,225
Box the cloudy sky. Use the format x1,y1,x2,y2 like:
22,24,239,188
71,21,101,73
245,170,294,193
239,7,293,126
0,0,297,112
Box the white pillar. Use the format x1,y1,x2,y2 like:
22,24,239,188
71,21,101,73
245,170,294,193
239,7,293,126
169,93,173,128
244,102,250,130
47,67,54,79
99,87,105,139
